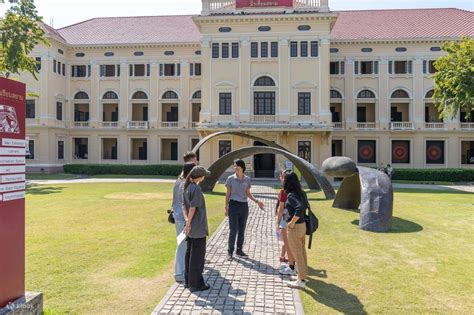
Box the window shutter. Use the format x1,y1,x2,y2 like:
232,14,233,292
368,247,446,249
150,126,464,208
177,64,181,76
388,61,393,74
340,61,345,75
72,66,77,77
100,65,105,77
423,60,427,74
147,64,151,76
407,61,413,74
159,64,163,76
88,65,91,77
129,64,133,76
354,61,359,74
117,65,120,77
190,63,194,76
374,61,379,74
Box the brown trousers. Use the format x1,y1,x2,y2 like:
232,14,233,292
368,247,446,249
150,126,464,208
288,222,308,280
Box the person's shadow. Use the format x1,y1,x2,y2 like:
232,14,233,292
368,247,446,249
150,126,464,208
194,266,246,313
306,267,367,315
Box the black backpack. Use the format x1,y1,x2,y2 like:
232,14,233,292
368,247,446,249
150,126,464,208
302,191,319,249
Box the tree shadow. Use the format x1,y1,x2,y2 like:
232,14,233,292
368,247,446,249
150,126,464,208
351,217,423,233
26,185,64,195
305,278,367,315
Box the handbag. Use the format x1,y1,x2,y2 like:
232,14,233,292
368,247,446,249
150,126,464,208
302,191,319,249
167,209,175,224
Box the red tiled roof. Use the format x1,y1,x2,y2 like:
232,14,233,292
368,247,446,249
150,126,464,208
50,8,473,46
331,8,474,41
57,15,201,45
42,23,67,43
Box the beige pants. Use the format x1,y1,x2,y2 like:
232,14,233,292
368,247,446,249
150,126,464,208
288,223,308,280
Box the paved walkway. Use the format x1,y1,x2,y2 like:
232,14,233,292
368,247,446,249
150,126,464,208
152,186,304,315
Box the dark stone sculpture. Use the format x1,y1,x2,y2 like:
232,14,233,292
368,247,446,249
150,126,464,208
192,131,288,154
200,146,336,200
322,157,393,232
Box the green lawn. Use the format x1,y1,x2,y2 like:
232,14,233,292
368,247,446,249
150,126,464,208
302,188,473,314
26,184,472,314
26,183,226,314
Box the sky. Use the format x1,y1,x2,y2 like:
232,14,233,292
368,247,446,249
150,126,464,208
1,0,472,28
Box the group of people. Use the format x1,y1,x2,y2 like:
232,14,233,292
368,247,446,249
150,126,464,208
171,152,310,293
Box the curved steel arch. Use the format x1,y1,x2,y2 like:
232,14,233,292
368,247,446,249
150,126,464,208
200,146,336,200
192,131,288,154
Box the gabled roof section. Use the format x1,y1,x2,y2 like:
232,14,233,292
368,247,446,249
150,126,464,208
331,8,474,41
41,22,67,43
57,15,201,46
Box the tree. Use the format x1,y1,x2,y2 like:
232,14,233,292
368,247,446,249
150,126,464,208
433,36,474,121
0,0,48,79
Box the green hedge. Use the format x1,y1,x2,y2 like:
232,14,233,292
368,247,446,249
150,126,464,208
63,164,182,176
392,168,474,182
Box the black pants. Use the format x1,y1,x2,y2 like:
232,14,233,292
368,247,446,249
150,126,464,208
185,237,206,289
228,200,249,254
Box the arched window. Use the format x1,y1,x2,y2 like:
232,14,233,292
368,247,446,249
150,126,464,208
102,91,118,100
357,90,376,99
254,76,276,87
132,91,148,100
425,89,435,98
74,91,89,100
192,90,201,99
391,89,410,98
162,91,178,99
330,90,342,99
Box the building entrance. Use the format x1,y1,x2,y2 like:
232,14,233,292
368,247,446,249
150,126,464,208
253,141,275,178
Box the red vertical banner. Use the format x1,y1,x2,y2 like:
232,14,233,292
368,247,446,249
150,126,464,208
0,77,26,308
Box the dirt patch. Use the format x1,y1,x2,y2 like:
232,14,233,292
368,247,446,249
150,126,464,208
88,261,174,314
104,193,172,200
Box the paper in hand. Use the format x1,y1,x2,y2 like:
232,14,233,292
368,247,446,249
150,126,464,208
177,230,187,246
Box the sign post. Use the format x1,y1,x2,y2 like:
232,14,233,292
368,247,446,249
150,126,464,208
0,77,42,313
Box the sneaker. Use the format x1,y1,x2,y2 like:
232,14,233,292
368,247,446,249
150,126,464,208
226,253,233,261
189,284,210,293
290,275,308,281
175,276,185,283
286,279,306,290
236,250,249,258
279,266,296,276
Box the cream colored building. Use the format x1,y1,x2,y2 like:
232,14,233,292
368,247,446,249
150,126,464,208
17,0,474,176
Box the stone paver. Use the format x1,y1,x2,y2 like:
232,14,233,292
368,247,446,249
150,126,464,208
152,185,304,315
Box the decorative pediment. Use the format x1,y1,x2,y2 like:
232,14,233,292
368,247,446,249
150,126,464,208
292,81,317,89
214,81,238,89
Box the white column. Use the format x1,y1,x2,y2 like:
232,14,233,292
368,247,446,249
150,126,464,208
319,38,332,124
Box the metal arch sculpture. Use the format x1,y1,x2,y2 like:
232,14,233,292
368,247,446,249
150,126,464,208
200,146,336,200
322,157,394,232
192,131,288,154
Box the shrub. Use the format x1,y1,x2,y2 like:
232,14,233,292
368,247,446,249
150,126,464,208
392,168,474,182
63,164,182,176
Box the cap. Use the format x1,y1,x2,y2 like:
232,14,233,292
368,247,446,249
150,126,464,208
190,166,211,178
